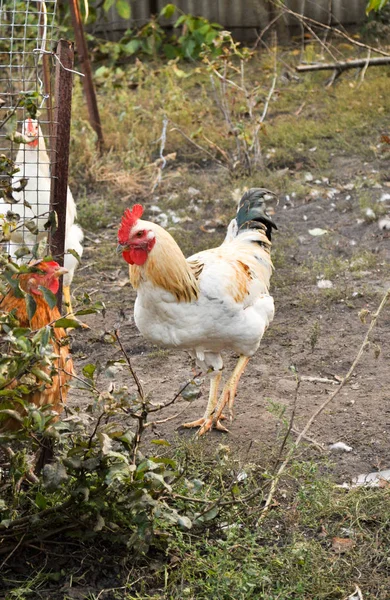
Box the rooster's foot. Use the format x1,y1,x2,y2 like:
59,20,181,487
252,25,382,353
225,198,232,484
182,415,229,435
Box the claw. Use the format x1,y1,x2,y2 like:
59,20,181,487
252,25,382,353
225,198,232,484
182,418,207,429
182,416,229,436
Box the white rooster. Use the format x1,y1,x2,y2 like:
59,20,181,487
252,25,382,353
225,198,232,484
117,189,277,435
1,118,83,316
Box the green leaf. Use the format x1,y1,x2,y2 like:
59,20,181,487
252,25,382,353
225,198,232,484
25,293,37,321
116,0,131,19
177,515,192,529
0,409,23,423
67,248,81,264
144,471,172,491
43,461,68,492
30,367,52,384
366,0,389,12
151,439,171,446
54,318,82,329
202,506,219,521
38,286,58,309
82,363,96,380
98,431,112,455
136,459,161,474
14,246,31,259
93,513,105,532
174,15,187,27
184,39,196,59
103,0,115,11
44,211,58,235
25,220,39,235
4,271,24,298
105,462,134,485
160,3,176,18
123,39,141,55
117,429,135,448
35,491,47,510
163,43,178,59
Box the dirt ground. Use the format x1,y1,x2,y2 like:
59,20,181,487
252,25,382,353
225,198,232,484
69,153,390,484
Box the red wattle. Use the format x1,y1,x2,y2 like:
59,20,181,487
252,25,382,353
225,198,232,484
122,248,148,265
131,248,148,265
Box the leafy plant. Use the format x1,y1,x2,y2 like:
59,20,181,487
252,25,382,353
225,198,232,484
0,332,202,556
103,0,131,20
88,4,223,63
366,0,389,12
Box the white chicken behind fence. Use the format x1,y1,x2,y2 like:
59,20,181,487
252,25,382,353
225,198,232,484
0,118,83,314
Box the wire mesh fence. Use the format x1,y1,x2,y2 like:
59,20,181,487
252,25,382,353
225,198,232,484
0,0,58,260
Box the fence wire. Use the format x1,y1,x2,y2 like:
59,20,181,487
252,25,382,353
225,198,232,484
0,0,58,259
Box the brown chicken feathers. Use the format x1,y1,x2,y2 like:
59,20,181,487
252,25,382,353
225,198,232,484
0,261,74,431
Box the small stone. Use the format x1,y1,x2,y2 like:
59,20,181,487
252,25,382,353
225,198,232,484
188,187,201,196
317,279,333,289
329,442,353,453
378,217,390,231
364,207,376,221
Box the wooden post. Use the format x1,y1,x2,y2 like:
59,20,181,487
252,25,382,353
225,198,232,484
69,0,104,153
49,40,74,311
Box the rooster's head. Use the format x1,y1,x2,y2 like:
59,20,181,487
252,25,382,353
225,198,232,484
117,204,156,266
23,118,39,148
19,261,68,296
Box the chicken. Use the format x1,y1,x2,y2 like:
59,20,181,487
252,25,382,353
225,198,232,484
0,260,74,432
117,188,277,435
1,118,84,317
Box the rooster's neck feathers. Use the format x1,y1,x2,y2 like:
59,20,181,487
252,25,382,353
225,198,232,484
128,222,200,302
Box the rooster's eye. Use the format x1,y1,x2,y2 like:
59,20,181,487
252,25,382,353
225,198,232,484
136,231,144,237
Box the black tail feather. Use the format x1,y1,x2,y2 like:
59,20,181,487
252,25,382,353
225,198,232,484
236,188,278,241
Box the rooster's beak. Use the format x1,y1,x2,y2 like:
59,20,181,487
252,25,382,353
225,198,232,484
54,266,69,277
117,243,128,254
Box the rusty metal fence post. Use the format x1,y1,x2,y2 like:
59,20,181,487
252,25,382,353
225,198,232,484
49,40,74,310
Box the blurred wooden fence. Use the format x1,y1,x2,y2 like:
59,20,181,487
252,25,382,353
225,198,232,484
92,0,368,40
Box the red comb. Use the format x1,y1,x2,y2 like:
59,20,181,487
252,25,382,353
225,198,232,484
118,204,144,244
26,118,34,133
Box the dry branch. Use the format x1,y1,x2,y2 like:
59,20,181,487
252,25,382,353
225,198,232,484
279,3,390,58
296,56,390,73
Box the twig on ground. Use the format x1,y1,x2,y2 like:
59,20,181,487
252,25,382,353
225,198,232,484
0,498,73,533
342,584,364,600
152,116,168,192
296,56,390,74
255,288,390,526
301,375,339,384
145,404,190,428
260,46,278,124
0,533,26,569
272,372,301,471
357,50,371,89
290,427,325,452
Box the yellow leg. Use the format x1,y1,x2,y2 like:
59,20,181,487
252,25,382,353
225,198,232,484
183,371,226,434
213,356,250,426
63,285,89,329
63,285,73,317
